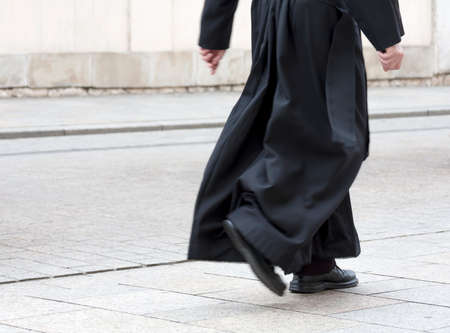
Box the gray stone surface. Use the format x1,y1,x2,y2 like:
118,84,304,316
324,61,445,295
70,288,224,315
332,303,450,331
4,308,225,333
147,302,267,323
191,308,358,333
149,51,195,87
91,53,151,88
0,110,448,332
0,115,449,284
0,55,28,88
433,327,450,333
414,252,450,265
0,324,35,333
0,87,449,139
0,276,145,302
29,54,91,88
0,295,84,321
201,287,401,315
378,284,450,307
324,324,421,333
337,277,436,296
100,262,263,295
0,92,234,129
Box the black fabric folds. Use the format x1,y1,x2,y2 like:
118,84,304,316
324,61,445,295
188,0,404,274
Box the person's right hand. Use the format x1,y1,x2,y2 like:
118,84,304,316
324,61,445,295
377,44,404,72
200,48,226,75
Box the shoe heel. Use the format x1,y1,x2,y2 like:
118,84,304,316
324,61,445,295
289,281,326,294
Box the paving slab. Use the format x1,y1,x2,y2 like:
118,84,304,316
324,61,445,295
0,295,84,321
378,284,450,307
201,286,402,315
0,258,81,277
0,112,448,331
191,307,358,333
3,308,225,333
336,278,436,295
0,275,146,302
367,263,450,284
332,302,450,331
0,324,36,333
111,265,264,295
0,116,449,284
347,272,397,284
432,327,450,333
146,302,270,323
176,260,258,281
323,323,421,333
413,252,450,265
69,289,224,316
359,238,449,260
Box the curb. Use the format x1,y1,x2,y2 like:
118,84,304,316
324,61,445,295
1,108,449,140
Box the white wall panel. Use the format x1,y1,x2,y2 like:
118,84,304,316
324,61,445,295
399,0,432,46
74,0,128,52
40,0,76,52
0,0,42,54
435,0,450,73
173,0,203,51
131,0,172,52
230,0,252,49
0,0,127,54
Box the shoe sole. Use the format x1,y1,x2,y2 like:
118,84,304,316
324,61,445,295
222,219,286,296
289,278,359,294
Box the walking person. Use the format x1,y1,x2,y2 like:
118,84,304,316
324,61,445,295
188,0,405,296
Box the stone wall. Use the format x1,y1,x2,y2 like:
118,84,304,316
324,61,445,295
0,0,448,97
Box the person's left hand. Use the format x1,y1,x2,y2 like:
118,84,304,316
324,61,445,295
200,48,226,75
378,44,404,72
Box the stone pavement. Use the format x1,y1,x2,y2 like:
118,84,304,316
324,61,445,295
0,95,449,331
0,86,449,139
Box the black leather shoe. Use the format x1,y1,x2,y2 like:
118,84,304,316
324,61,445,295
289,265,358,294
222,219,286,296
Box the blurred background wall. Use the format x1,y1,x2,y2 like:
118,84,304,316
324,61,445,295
0,0,449,97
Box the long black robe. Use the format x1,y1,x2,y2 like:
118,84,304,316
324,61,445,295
188,0,404,274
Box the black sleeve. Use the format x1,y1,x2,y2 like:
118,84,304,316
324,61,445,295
343,0,405,51
198,0,240,50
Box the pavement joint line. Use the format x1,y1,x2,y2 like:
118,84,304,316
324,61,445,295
196,290,413,326
125,283,333,316
203,272,259,281
325,301,407,316
142,311,235,333
352,272,450,286
28,294,232,333
192,287,439,333
0,124,449,158
1,108,449,140
0,140,218,158
360,229,450,243
360,293,450,310
0,322,46,333
372,126,450,135
334,283,439,297
324,311,426,333
0,259,189,286
433,325,450,332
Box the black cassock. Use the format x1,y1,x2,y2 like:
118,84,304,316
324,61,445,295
188,0,404,274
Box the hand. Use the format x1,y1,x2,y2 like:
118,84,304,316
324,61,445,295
378,44,404,72
200,48,226,75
